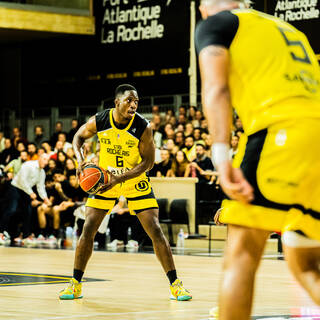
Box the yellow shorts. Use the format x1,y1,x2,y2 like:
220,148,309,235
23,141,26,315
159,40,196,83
220,118,320,241
86,176,158,214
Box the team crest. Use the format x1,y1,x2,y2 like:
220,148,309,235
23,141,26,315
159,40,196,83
135,180,149,192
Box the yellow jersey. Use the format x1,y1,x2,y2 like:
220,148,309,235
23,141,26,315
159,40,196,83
195,9,320,135
96,108,148,179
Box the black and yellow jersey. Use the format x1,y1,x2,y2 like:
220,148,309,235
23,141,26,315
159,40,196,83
95,108,148,177
195,9,320,135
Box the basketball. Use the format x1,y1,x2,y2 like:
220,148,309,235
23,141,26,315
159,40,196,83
79,164,108,194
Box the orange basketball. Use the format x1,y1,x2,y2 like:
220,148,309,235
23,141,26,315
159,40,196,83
79,164,108,194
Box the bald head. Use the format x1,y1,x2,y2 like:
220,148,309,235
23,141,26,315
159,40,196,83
199,0,249,18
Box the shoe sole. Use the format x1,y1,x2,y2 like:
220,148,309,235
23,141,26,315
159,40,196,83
170,295,192,301
59,295,83,300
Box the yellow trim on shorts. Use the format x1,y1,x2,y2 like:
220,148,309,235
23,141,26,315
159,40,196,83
86,198,116,211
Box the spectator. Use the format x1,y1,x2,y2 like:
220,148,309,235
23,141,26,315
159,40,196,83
0,153,51,245
190,144,216,184
41,141,54,157
65,158,77,177
176,123,185,133
27,142,38,160
46,159,57,181
234,117,243,131
200,118,208,131
178,113,187,126
235,128,244,138
16,141,26,153
194,128,206,145
169,116,177,128
50,121,63,147
11,127,28,149
152,105,160,116
165,109,175,123
152,114,163,135
83,141,95,162
50,141,64,161
34,125,46,149
185,123,194,137
150,121,162,149
0,138,19,165
164,138,178,156
229,135,239,160
0,131,5,152
188,106,197,122
67,119,80,143
57,132,72,154
66,147,77,162
152,149,172,177
56,150,67,171
182,135,196,162
4,150,28,180
168,150,190,177
179,106,186,116
175,131,185,149
37,147,46,158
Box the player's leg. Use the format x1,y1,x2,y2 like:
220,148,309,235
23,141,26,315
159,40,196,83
37,204,47,230
59,206,106,300
137,208,192,301
219,224,270,320
283,231,320,305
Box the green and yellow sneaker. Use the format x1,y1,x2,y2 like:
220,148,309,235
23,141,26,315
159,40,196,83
59,278,83,300
170,279,192,301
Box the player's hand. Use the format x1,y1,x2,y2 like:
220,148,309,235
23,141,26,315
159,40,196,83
218,161,254,203
76,161,93,179
214,208,224,225
97,171,119,194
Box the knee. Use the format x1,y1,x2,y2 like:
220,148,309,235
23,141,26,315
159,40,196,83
149,223,165,242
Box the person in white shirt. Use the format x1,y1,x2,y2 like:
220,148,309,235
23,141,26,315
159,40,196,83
0,153,51,244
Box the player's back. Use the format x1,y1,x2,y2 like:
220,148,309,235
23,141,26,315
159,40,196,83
197,9,320,135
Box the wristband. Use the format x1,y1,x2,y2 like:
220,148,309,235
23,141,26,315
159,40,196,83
212,143,229,166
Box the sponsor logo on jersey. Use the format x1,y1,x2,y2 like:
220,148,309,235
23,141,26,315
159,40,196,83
100,138,111,144
135,180,149,192
126,140,136,148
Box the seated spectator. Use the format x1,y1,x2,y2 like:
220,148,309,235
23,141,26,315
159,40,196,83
229,135,239,160
178,113,187,126
182,135,196,162
190,144,216,184
65,158,77,177
37,169,70,242
11,127,28,149
195,110,204,126
179,106,186,117
50,121,63,147
0,153,51,245
37,147,46,158
167,150,190,177
185,123,194,137
41,141,54,157
67,119,80,143
4,150,28,180
152,105,160,116
150,121,162,149
58,132,72,154
56,150,67,171
66,147,77,163
150,149,172,177
188,106,197,122
0,138,19,165
16,141,26,153
203,133,213,157
50,141,64,161
165,109,175,123
0,131,6,152
34,125,46,149
234,117,243,131
200,118,208,131
27,142,38,160
168,116,177,128
194,128,206,145
46,159,57,181
175,131,185,149
235,128,244,138
175,123,185,133
83,141,95,162
152,114,163,136
164,138,179,157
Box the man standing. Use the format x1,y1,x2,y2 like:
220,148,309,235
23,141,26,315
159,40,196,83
0,153,51,244
59,84,192,301
196,0,320,319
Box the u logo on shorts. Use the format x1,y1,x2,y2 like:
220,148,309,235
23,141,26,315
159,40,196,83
135,180,149,192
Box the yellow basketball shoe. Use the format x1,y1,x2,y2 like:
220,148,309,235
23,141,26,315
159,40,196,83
59,278,83,300
170,279,192,301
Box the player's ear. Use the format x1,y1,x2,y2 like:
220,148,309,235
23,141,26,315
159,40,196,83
114,98,120,106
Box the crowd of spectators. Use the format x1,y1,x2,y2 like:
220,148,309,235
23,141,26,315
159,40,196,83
0,105,242,249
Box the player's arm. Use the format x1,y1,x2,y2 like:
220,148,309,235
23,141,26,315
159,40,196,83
199,46,253,203
72,116,97,169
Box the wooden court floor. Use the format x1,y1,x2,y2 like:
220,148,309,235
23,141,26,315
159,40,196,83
0,247,319,320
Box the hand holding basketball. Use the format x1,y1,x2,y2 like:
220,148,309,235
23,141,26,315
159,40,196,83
79,164,109,194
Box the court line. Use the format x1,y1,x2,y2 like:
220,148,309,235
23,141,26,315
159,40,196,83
32,308,210,320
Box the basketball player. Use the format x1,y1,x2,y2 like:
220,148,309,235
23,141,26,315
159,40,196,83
59,84,192,301
196,0,320,319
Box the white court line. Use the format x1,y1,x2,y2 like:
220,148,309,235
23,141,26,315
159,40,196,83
32,308,210,320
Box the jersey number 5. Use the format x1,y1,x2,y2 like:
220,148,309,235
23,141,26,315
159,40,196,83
277,26,311,65
116,156,124,167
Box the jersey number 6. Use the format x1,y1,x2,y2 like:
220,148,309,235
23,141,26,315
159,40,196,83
116,156,124,167
277,26,311,65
